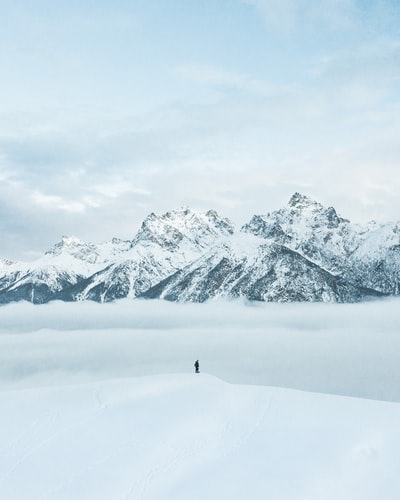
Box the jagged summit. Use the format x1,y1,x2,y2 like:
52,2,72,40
61,235,82,246
0,258,16,267
46,235,100,264
46,235,87,253
132,207,234,251
286,193,347,226
288,192,321,209
241,194,363,275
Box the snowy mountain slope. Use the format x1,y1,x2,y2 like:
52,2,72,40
0,266,83,304
132,207,234,251
0,259,24,294
0,236,127,304
68,208,236,302
241,192,364,274
46,235,132,264
0,195,398,304
142,235,382,303
0,209,236,304
63,252,178,302
346,222,400,294
241,192,400,298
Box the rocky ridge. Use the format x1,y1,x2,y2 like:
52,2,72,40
0,195,398,304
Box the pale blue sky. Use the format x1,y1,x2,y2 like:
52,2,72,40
1,0,399,258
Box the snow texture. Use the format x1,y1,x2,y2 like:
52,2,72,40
1,375,400,500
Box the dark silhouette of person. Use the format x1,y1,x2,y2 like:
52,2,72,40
194,360,200,374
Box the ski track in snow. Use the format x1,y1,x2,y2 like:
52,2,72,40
127,391,271,500
0,410,60,486
0,409,54,460
41,439,140,500
0,377,273,500
0,386,113,498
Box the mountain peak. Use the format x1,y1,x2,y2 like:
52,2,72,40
61,235,84,246
46,235,86,254
133,207,234,250
288,192,321,209
45,235,101,264
0,258,15,267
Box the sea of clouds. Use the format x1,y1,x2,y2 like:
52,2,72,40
1,298,399,401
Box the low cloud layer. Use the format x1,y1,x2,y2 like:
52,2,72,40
1,299,399,402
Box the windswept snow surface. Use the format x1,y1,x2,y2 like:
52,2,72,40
1,376,400,500
1,299,400,499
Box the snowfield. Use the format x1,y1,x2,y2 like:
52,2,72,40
2,375,400,500
1,299,400,499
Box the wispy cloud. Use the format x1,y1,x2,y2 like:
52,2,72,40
93,182,151,199
173,64,247,87
244,0,393,35
246,0,346,32
31,192,86,213
173,64,293,97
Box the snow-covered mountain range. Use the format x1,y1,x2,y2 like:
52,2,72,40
1,193,399,304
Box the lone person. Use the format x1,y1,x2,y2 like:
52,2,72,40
194,360,200,374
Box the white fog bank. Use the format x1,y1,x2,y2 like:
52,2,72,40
1,298,399,401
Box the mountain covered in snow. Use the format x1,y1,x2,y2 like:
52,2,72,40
1,193,399,304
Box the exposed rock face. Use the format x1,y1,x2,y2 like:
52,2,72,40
0,195,398,304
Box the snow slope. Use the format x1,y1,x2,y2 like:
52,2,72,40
1,374,400,500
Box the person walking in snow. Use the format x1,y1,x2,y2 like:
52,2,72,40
194,360,200,374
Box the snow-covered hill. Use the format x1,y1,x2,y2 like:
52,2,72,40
0,194,398,304
1,373,400,500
